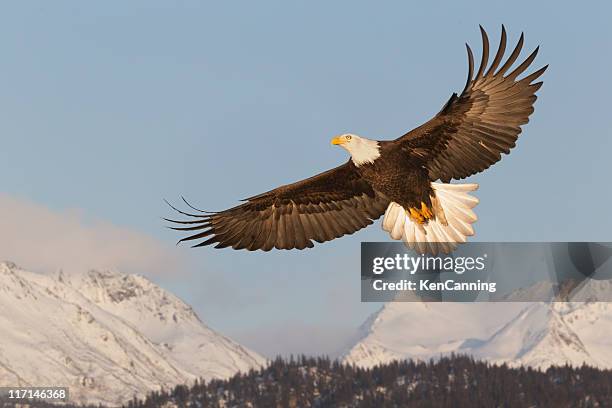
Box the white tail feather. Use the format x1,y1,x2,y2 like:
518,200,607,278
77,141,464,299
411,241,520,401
381,182,479,255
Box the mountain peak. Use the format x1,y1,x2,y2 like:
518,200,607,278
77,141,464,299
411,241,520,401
345,293,612,370
0,261,264,406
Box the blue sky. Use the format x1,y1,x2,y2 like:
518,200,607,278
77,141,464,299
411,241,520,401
0,1,611,357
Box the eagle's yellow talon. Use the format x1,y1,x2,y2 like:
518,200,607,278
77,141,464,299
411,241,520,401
409,207,425,224
408,203,434,224
420,202,434,219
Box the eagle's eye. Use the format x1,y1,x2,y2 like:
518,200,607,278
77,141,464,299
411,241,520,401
346,135,352,141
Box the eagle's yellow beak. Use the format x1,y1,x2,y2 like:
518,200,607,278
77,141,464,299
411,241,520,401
331,135,346,145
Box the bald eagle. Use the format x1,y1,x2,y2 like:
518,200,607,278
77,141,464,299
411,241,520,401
167,26,546,254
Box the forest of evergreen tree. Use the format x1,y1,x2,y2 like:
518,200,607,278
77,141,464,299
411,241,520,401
3,355,612,407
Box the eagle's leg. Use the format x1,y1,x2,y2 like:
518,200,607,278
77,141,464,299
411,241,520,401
408,208,425,224
407,203,435,225
420,202,434,219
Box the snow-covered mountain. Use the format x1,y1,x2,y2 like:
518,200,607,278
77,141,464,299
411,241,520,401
0,261,265,406
343,302,526,367
344,281,612,370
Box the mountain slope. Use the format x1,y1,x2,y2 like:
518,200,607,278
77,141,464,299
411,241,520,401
343,302,527,367
467,302,596,369
0,262,264,406
345,286,612,370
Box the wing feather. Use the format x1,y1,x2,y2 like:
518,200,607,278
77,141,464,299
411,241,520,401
397,26,547,182
167,161,389,250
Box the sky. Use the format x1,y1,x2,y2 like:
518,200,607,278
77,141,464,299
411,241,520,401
0,1,611,358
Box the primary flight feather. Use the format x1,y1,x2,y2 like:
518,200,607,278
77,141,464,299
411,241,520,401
166,26,547,254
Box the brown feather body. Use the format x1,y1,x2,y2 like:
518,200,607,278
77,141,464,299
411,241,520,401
355,143,433,210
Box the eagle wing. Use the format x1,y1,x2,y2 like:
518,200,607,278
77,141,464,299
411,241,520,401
396,26,547,182
166,161,389,251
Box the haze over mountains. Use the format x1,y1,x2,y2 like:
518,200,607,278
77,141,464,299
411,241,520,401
0,262,264,406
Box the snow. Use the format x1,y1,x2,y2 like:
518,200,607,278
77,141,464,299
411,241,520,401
0,262,265,406
345,280,612,370
343,302,526,367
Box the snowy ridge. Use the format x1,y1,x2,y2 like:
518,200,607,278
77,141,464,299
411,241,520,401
343,302,526,368
0,262,264,406
345,280,612,370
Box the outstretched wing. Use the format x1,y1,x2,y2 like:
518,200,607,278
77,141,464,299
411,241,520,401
166,161,389,251
396,26,547,182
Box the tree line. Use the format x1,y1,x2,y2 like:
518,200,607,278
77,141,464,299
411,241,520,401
3,355,612,407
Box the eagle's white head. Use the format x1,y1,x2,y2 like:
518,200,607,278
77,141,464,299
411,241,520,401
331,133,381,167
